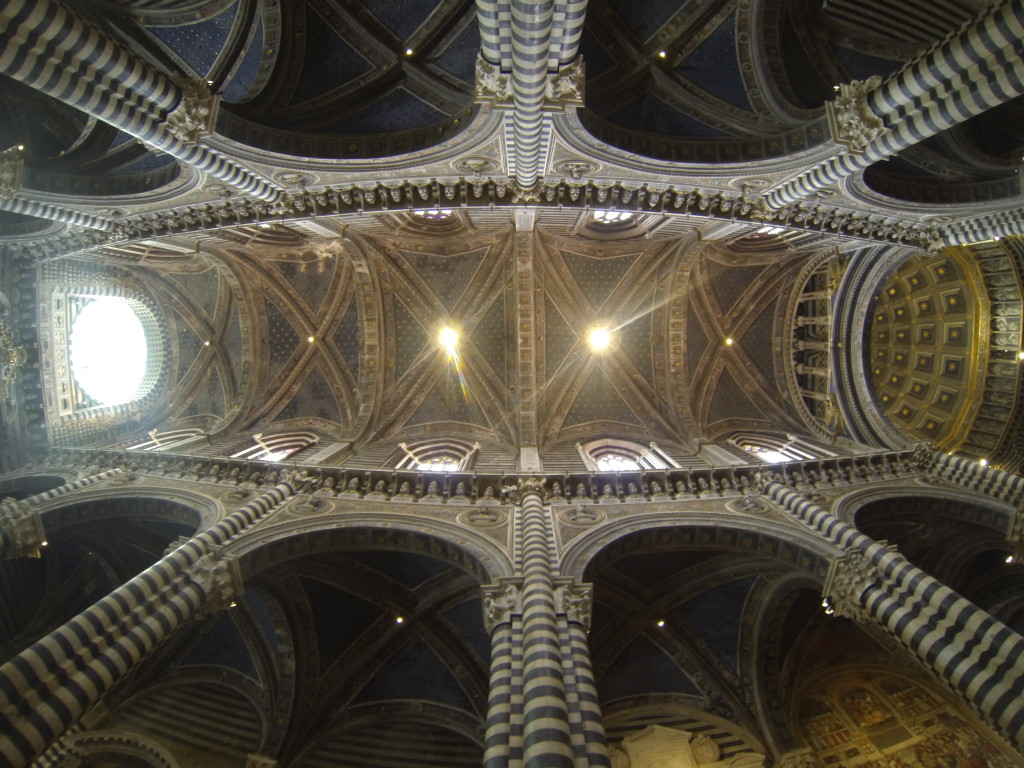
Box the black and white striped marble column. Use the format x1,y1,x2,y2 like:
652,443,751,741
0,469,124,558
765,0,1024,208
0,480,301,768
519,483,574,767
767,482,1024,750
0,0,283,202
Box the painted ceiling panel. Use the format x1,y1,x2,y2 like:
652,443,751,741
292,8,374,105
276,364,343,425
182,612,260,679
564,365,645,428
270,256,337,315
672,575,756,672
149,2,241,78
333,295,362,379
301,577,384,672
266,300,302,380
353,636,477,712
675,13,752,112
400,247,487,312
393,297,429,376
598,634,701,700
561,249,639,311
707,368,766,425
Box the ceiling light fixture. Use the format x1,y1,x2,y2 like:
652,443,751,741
589,328,611,351
979,458,988,466
656,619,665,627
439,326,459,351
725,338,734,346
405,48,414,56
307,336,315,343
658,51,667,58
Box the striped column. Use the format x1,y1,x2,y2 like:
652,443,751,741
765,0,1024,208
564,618,609,766
766,483,1024,750
0,469,124,557
509,0,554,188
0,197,113,231
484,615,521,766
929,453,1024,506
519,483,574,767
0,0,283,202
0,480,300,768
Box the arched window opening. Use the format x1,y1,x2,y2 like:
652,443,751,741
231,432,319,462
579,440,679,471
591,210,634,224
412,209,454,221
69,296,163,407
393,440,480,472
127,428,205,451
728,433,824,463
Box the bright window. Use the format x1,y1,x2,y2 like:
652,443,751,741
70,298,149,405
592,210,634,224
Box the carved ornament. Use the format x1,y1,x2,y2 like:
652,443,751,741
544,57,584,106
0,511,45,558
618,726,766,768
554,582,593,631
826,76,885,152
0,145,24,200
188,552,242,617
164,78,220,144
475,57,511,103
823,549,878,624
482,581,523,632
776,748,816,768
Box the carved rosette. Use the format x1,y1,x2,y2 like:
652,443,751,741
165,78,220,144
823,549,879,624
554,582,593,631
482,581,524,633
0,512,45,558
187,552,242,617
474,57,511,103
826,76,885,152
0,145,24,200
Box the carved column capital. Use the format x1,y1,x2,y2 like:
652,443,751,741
823,549,878,623
475,56,511,104
505,477,546,504
554,581,593,631
544,56,585,108
482,580,524,633
165,77,220,144
187,551,242,618
1,511,45,558
826,76,885,152
0,145,25,200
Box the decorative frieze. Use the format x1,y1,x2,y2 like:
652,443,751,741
0,510,45,558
